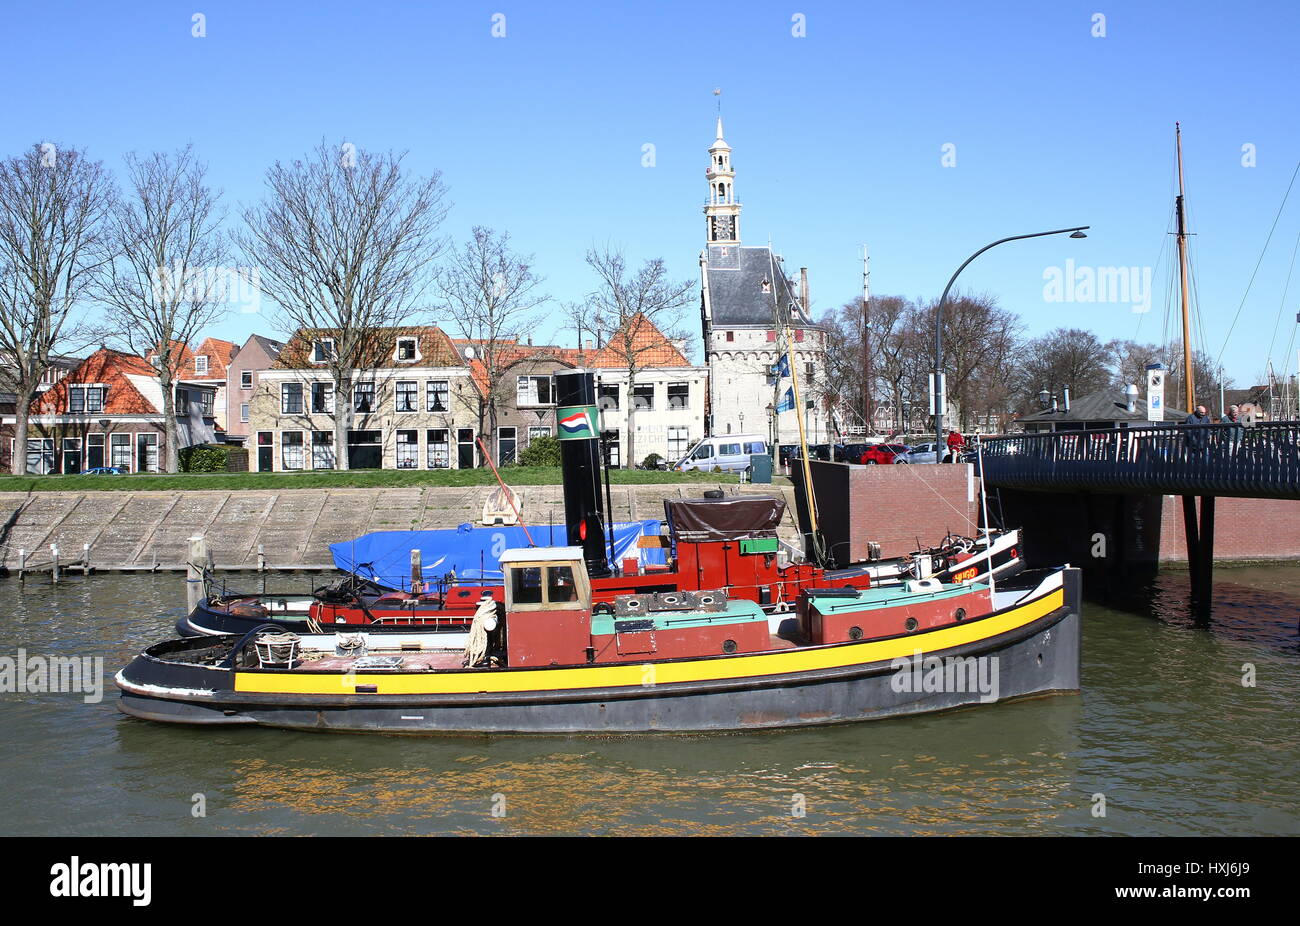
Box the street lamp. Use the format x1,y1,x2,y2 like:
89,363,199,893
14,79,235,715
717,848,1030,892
933,226,1088,453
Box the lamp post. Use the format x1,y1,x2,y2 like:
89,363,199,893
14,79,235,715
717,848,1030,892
933,226,1088,454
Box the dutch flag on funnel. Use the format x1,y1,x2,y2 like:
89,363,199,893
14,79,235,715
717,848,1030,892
559,409,595,436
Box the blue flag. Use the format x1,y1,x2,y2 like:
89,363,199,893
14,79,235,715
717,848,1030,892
775,353,791,378
776,387,795,413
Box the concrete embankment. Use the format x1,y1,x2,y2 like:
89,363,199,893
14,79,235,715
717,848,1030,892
0,484,797,573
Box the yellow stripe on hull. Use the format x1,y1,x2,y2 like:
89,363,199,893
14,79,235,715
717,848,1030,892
234,589,1064,696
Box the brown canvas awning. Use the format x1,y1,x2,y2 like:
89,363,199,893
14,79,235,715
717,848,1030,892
665,496,786,542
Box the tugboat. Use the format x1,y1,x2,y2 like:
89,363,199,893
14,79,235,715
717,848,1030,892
176,369,1023,638
116,546,1079,734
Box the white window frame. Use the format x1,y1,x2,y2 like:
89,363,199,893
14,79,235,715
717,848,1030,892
311,381,335,414
241,370,254,389
240,403,250,423
516,374,555,407
395,337,419,363
394,380,419,413
396,429,420,469
281,382,304,415
426,428,450,469
311,431,335,469
195,355,209,375
426,380,449,413
281,430,305,470
312,338,336,364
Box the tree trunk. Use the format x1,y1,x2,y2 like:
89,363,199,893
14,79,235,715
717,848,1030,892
160,371,180,474
333,373,351,471
11,401,30,475
624,376,636,469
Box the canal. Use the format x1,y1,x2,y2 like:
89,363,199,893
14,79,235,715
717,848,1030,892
1,566,1297,836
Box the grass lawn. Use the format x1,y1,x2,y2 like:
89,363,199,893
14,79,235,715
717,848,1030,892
0,467,742,493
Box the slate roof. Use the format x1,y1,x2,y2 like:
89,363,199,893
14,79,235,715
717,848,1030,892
1016,387,1188,425
704,245,811,328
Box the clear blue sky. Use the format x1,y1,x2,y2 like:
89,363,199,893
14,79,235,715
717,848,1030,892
5,0,1299,387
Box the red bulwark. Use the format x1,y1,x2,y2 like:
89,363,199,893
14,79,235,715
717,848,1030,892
505,607,593,668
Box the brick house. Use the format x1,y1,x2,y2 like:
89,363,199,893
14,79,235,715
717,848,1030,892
224,334,284,443
0,347,218,474
146,336,238,431
247,327,482,471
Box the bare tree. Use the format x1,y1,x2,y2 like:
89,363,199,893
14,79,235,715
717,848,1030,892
236,141,449,468
435,227,547,462
1014,328,1114,413
94,147,228,472
0,143,115,473
574,246,694,468
925,292,1021,430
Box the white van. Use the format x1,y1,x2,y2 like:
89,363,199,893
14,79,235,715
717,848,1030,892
675,434,770,473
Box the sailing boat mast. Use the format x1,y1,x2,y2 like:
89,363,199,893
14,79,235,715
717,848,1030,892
1175,122,1196,412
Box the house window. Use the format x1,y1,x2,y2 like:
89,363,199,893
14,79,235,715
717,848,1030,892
804,362,815,384
396,429,419,468
516,375,554,406
347,430,382,469
312,339,335,363
726,331,734,342
312,431,334,469
426,428,450,468
600,430,620,468
632,383,654,411
199,391,214,416
240,403,250,423
426,380,449,412
241,370,253,389
498,427,517,464
311,382,334,414
795,330,805,343
457,428,476,468
69,385,105,414
195,355,208,375
281,431,304,470
396,337,418,362
528,425,551,444
767,331,777,342
395,380,418,413
87,434,105,469
61,438,82,474
598,383,620,411
136,433,159,473
354,381,375,413
26,438,54,475
280,382,303,414
667,382,689,409
110,434,132,470
175,388,189,416
667,426,689,460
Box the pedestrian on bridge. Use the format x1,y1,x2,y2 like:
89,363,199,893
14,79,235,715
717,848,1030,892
1224,404,1243,455
1184,404,1211,462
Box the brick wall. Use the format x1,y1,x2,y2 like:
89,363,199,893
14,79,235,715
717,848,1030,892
1158,495,1300,561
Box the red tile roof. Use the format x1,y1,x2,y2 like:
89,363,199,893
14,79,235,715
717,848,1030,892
275,326,463,370
31,348,166,416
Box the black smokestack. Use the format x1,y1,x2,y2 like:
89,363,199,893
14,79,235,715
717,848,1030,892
554,369,611,578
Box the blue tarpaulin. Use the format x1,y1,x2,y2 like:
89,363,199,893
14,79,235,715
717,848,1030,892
329,520,666,589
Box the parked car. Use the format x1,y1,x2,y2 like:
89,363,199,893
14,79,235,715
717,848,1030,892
900,442,941,464
859,443,911,464
83,466,127,475
676,434,770,473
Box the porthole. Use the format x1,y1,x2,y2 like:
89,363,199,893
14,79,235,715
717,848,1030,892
905,617,918,632
848,626,863,641
954,608,966,622
721,639,738,654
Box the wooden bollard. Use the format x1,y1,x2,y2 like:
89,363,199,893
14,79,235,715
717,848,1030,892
50,544,59,584
186,535,207,616
83,543,90,577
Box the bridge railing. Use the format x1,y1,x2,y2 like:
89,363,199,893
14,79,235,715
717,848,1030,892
975,422,1300,497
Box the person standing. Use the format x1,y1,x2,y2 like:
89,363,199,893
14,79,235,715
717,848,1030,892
1184,404,1211,461
1224,403,1243,455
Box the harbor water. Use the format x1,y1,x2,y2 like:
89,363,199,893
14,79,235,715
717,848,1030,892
2,566,1297,836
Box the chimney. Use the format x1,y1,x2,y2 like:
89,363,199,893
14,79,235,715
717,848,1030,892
1125,384,1139,413
1063,386,1071,412
799,268,809,313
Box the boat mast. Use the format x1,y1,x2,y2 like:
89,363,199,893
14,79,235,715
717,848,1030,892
862,245,872,436
1175,122,1196,413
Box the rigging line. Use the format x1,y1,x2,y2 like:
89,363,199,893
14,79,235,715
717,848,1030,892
1264,229,1300,367
1216,157,1300,365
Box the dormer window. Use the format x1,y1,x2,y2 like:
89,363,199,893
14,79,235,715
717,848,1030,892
396,337,418,362
312,338,335,363
760,279,771,294
194,355,208,375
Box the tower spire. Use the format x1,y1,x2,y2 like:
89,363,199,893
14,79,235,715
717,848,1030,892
704,114,739,245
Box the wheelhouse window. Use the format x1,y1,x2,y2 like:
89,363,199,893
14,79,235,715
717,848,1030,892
280,382,303,414
312,339,335,363
311,382,334,414
281,431,304,470
632,383,654,411
396,337,418,362
426,380,449,412
396,429,419,468
395,380,418,413
667,382,689,409
598,383,619,411
354,381,375,414
517,374,554,406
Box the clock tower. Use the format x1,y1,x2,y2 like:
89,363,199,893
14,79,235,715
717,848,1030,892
704,118,740,244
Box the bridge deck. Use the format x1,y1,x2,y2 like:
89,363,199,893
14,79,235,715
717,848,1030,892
977,422,1300,499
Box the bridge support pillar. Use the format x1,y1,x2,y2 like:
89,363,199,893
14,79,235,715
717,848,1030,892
1182,494,1216,615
